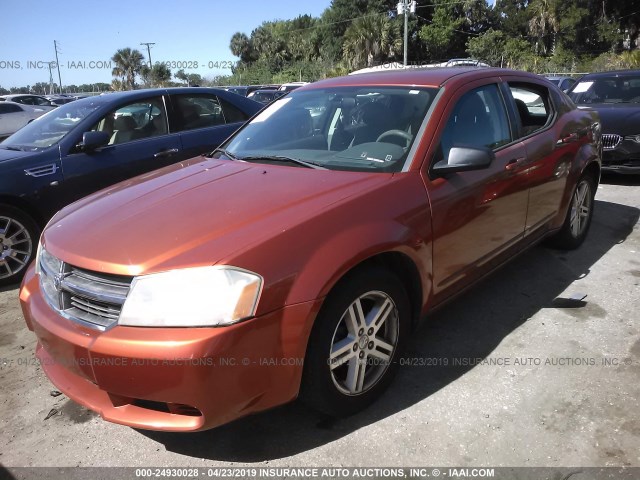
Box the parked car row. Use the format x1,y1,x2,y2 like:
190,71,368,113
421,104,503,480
15,68,602,433
223,81,309,98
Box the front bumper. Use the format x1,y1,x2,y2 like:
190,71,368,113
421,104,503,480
602,140,640,173
20,265,321,431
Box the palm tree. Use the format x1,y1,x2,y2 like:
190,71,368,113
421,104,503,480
230,32,252,62
528,0,559,55
111,48,145,90
342,14,402,70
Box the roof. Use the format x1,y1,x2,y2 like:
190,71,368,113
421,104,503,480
303,67,535,90
578,69,640,79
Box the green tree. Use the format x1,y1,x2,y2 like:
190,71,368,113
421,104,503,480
229,32,254,63
343,14,402,69
175,68,189,85
620,50,640,68
111,48,145,90
140,64,172,87
419,6,466,61
466,29,507,66
316,0,393,63
494,0,529,38
528,0,559,54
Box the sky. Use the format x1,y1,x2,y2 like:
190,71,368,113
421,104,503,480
0,0,331,89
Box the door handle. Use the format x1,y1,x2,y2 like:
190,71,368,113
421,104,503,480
557,132,579,145
153,148,179,158
505,157,526,171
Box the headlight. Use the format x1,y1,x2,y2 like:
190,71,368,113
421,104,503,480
118,266,262,327
34,242,43,275
624,134,640,143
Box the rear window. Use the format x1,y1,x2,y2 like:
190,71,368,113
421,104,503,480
569,75,640,104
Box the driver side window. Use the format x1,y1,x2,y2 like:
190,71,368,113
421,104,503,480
439,84,511,162
90,97,167,146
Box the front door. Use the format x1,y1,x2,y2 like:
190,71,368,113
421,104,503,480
424,82,530,301
59,96,182,206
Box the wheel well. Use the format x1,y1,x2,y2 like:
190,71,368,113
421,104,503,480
0,196,45,228
334,252,423,329
583,161,601,187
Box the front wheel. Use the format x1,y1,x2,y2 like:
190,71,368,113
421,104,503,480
0,205,39,287
300,267,410,417
547,174,596,250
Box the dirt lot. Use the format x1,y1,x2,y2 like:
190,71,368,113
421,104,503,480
1,175,639,468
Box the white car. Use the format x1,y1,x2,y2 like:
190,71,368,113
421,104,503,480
0,94,57,110
0,101,47,139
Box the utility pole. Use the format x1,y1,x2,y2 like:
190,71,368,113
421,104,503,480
47,62,55,95
53,40,63,93
398,0,416,67
140,42,155,67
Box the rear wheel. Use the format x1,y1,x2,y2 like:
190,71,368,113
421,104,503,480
300,267,410,417
0,205,39,287
548,174,596,250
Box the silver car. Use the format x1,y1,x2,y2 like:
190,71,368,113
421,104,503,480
0,101,47,139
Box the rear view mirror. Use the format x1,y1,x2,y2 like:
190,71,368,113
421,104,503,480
80,131,110,152
432,146,494,175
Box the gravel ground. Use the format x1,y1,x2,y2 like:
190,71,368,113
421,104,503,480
1,174,639,468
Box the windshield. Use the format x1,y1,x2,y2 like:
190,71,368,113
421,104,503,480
569,75,640,104
1,99,102,151
219,86,437,172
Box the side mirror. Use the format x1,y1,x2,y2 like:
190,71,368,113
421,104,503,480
432,146,495,175
79,131,110,152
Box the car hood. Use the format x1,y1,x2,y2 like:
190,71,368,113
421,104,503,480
44,157,390,275
581,103,640,135
0,147,41,164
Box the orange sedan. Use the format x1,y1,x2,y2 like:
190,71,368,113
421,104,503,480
20,68,601,431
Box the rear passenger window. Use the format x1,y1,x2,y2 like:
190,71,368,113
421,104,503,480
509,83,553,137
219,97,250,123
174,95,226,132
0,103,22,113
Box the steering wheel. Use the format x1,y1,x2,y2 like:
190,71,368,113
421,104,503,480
376,129,413,143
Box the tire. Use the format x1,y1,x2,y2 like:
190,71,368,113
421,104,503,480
547,174,596,250
300,267,410,417
0,205,40,287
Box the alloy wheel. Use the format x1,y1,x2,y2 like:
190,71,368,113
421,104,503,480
569,180,592,238
0,216,33,280
329,290,399,396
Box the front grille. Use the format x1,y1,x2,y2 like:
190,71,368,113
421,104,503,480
602,134,622,150
39,250,132,330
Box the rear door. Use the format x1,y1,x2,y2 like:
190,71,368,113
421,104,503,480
423,80,530,300
503,79,572,235
59,95,182,204
169,93,251,159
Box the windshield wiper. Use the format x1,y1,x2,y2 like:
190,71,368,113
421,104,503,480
240,155,326,170
209,147,240,160
0,145,24,151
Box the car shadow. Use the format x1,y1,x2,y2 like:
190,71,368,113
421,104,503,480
0,283,19,294
600,173,640,186
138,199,639,462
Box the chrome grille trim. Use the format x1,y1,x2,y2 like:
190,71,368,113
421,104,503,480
39,251,132,330
602,134,622,150
24,164,58,177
